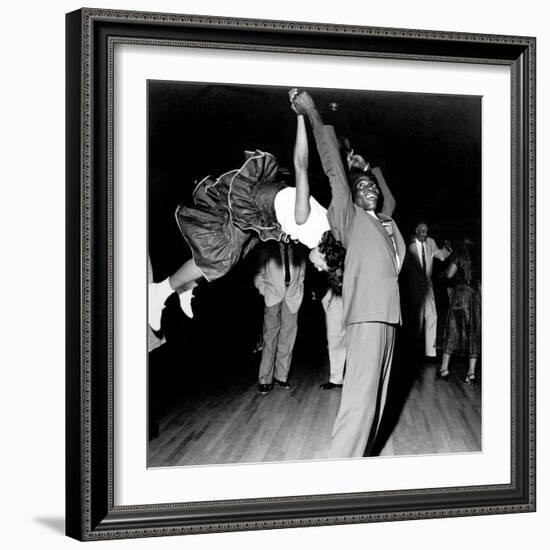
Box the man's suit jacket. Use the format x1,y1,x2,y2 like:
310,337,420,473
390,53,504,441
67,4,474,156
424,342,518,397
312,123,406,326
254,241,306,314
407,237,451,285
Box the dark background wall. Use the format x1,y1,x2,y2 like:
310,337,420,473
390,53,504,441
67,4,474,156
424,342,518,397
149,81,481,277
147,81,481,395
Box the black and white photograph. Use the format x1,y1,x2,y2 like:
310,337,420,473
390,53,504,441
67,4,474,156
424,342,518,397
27,0,539,545
1,0,544,546
147,81,482,467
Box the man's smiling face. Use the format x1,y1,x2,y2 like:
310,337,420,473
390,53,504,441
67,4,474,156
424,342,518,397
353,176,379,211
415,223,428,242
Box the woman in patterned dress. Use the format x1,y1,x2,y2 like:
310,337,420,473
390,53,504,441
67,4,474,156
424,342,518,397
438,238,481,383
148,90,336,331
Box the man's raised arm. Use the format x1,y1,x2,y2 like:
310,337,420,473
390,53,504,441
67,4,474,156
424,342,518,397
373,168,395,218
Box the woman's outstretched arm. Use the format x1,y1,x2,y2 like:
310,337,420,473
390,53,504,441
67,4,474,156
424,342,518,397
293,113,311,225
291,89,355,246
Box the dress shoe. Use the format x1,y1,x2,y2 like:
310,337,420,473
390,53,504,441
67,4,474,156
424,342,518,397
436,369,449,381
252,341,263,354
257,384,273,395
273,378,291,389
320,382,343,390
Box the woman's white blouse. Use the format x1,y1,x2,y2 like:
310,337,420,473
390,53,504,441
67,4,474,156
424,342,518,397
274,187,330,249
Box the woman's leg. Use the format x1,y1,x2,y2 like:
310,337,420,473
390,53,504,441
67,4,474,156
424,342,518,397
465,357,478,383
439,352,451,378
148,258,203,330
168,258,203,291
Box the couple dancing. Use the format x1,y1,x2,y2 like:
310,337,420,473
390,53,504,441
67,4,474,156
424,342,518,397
148,89,406,458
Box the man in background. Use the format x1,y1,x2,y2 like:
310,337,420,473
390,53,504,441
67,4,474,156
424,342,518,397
407,222,452,359
255,241,306,395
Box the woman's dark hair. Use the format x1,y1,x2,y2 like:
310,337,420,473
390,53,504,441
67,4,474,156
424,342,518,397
452,237,480,282
318,230,346,296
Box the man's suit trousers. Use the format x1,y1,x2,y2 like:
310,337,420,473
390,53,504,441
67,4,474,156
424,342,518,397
421,285,438,357
329,322,396,458
258,300,298,384
322,291,346,385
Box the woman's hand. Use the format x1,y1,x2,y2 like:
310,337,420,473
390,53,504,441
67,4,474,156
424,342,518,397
289,88,300,114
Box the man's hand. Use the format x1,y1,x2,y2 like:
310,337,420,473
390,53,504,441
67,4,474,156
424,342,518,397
289,89,317,116
346,152,369,172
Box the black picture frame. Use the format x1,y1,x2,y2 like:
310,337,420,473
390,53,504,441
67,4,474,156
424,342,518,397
66,8,536,541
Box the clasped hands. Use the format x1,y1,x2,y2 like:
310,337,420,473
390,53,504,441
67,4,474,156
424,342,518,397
289,88,371,173
289,88,316,116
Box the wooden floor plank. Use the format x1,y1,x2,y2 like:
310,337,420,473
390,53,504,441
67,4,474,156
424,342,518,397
148,352,481,467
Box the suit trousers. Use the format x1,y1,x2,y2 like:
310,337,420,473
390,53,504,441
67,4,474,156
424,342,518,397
258,300,298,384
421,285,438,357
329,322,396,458
322,291,346,385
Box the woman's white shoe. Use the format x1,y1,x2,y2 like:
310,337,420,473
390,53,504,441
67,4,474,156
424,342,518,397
178,288,194,318
148,279,172,331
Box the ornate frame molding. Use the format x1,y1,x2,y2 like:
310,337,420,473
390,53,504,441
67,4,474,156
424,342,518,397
66,8,536,541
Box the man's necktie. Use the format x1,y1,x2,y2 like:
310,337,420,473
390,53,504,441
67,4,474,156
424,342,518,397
421,241,427,274
381,220,399,270
283,243,291,286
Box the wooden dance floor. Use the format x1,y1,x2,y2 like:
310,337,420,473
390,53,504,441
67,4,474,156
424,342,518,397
148,344,481,467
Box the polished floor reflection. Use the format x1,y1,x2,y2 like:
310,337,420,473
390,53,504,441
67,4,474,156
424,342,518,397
148,347,481,467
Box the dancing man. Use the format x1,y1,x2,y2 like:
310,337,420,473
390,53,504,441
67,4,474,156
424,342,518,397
291,90,406,457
